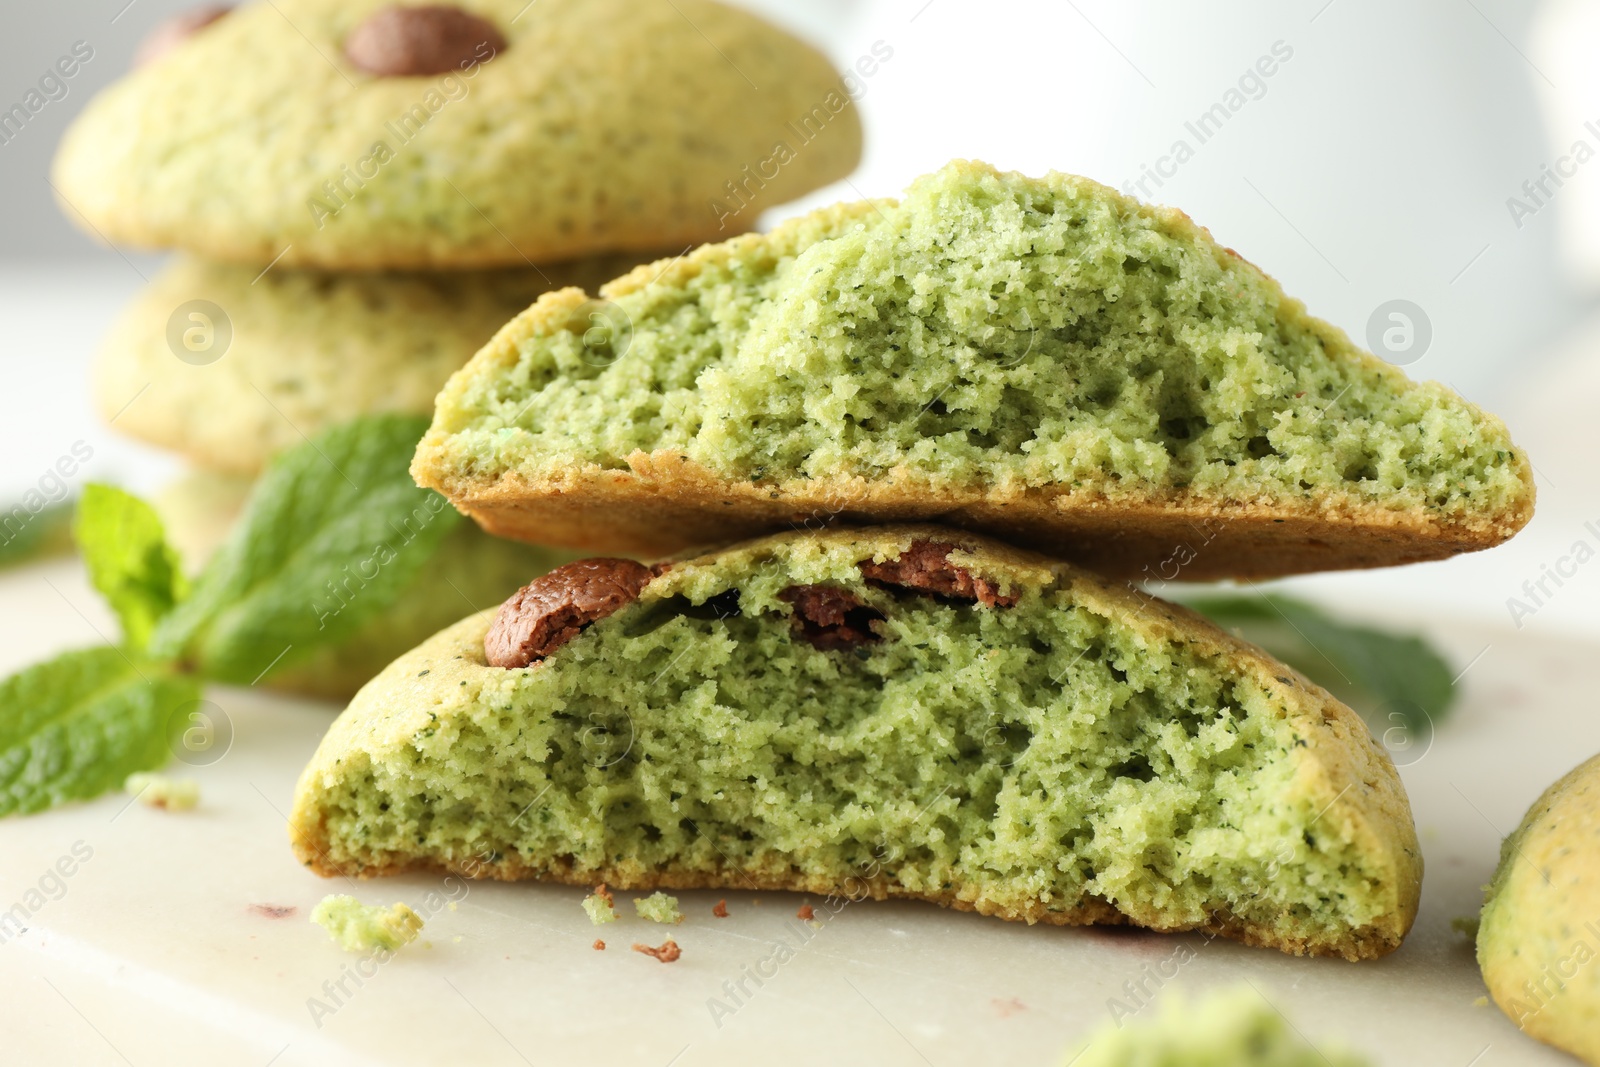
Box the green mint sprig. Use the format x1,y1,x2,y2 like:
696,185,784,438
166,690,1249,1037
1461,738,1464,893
0,498,77,571
74,483,189,650
149,416,461,683
1184,592,1456,737
0,647,201,816
0,414,466,816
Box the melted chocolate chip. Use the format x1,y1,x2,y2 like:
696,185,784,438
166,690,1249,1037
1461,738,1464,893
779,585,885,651
858,540,1017,607
345,4,506,77
485,558,654,668
133,5,231,67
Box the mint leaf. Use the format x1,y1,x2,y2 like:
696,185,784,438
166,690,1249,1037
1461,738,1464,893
1184,592,1456,734
0,647,200,816
73,484,189,649
0,498,76,570
149,415,462,684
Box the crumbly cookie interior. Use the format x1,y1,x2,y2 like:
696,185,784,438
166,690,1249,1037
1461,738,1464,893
433,161,1526,523
306,538,1396,955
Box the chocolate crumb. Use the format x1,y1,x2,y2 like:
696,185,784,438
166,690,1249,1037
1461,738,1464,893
859,540,1016,607
712,899,729,918
796,904,814,921
632,939,681,963
485,559,655,668
345,5,506,77
779,585,885,651
993,996,1027,1018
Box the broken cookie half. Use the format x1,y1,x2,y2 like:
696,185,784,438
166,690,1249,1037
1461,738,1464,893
289,525,1421,961
414,160,1534,579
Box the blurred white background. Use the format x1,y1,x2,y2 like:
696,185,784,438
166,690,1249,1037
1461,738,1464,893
2,0,1597,635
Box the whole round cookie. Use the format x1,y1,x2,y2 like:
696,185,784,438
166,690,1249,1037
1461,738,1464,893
52,0,862,268
96,253,651,474
1478,751,1600,1064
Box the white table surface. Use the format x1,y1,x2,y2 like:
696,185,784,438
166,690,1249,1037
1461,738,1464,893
1,264,1597,1066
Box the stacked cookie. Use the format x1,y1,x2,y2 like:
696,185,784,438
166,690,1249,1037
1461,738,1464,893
290,162,1535,958
53,0,861,696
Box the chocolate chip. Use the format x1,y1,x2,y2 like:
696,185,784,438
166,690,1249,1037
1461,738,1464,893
345,4,506,77
779,585,885,651
485,559,655,669
859,541,1017,607
133,5,231,68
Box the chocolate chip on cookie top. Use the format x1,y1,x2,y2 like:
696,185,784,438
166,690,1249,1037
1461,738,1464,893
859,540,1017,607
485,558,655,669
133,5,232,68
345,4,507,77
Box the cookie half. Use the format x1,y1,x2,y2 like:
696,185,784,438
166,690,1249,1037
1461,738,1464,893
53,0,860,268
289,524,1421,960
1478,751,1600,1064
98,254,647,474
413,160,1534,580
154,467,577,700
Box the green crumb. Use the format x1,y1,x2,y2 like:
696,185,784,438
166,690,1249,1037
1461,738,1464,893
582,887,618,925
311,895,423,953
634,892,683,924
1069,986,1371,1066
1450,915,1480,938
124,772,199,811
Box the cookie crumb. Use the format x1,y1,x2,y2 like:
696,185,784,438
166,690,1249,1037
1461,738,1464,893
124,772,200,811
593,939,606,951
311,896,423,953
634,891,683,924
796,904,814,921
993,996,1027,1017
632,939,681,963
582,885,618,925
713,899,729,918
